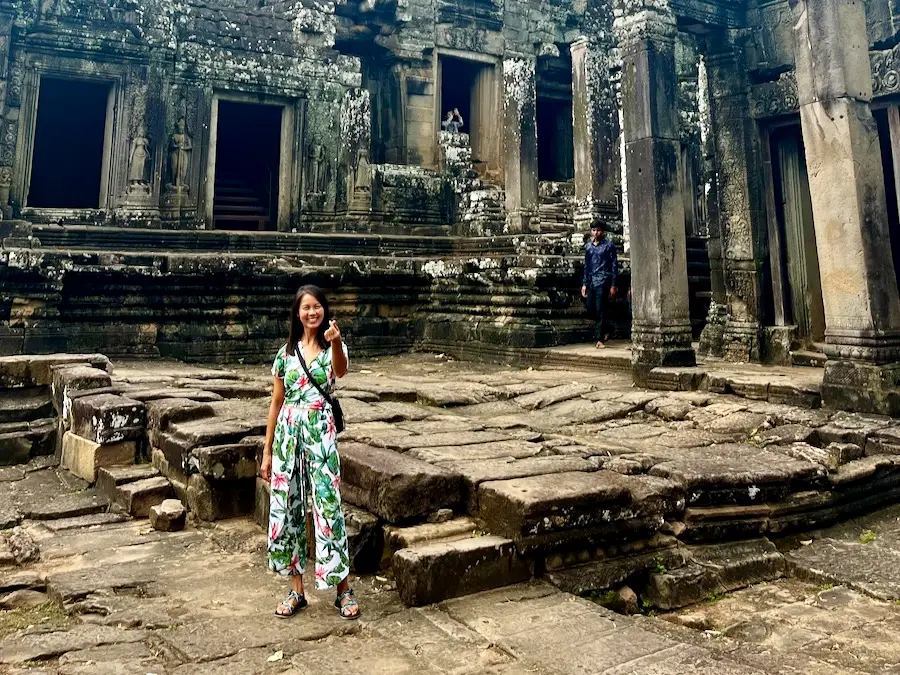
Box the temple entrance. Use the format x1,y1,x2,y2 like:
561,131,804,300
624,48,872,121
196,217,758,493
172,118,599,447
770,125,826,345
536,97,574,181
28,78,111,209
212,100,282,231
874,106,900,292
437,55,498,173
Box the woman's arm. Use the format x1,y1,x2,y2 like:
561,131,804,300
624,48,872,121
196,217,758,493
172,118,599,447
325,320,348,378
263,376,286,455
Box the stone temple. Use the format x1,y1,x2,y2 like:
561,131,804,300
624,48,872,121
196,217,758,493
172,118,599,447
0,0,899,415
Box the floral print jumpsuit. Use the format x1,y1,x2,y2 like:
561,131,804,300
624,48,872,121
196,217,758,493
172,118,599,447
268,342,350,589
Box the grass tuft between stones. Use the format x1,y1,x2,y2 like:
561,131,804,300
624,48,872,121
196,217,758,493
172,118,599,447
0,602,74,640
859,529,877,544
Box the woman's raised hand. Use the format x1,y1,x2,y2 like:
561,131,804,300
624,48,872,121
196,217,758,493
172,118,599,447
324,320,341,343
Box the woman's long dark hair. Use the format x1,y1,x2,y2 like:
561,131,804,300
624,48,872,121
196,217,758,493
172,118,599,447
286,285,330,356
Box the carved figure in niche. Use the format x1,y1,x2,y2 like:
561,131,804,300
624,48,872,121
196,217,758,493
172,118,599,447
441,108,464,133
127,126,151,187
167,118,193,190
308,144,326,194
353,148,371,192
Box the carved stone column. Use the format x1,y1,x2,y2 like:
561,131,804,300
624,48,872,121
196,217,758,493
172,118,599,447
571,37,620,230
615,2,696,384
502,56,539,233
704,30,767,362
793,0,900,415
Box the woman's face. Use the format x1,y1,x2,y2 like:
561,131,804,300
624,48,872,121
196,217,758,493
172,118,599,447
298,294,324,329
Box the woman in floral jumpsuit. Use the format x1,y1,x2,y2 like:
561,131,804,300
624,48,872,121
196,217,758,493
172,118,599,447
260,285,359,619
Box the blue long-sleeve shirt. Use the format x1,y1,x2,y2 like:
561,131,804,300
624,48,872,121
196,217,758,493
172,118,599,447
583,237,618,288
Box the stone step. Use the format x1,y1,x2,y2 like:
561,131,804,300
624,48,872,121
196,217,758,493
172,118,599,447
0,419,56,466
114,476,173,518
392,534,532,606
384,517,481,564
340,442,463,523
96,463,160,500
61,432,137,483
0,387,52,424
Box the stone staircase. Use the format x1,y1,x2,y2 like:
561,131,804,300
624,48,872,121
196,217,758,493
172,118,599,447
213,174,271,232
459,185,506,236
538,181,575,234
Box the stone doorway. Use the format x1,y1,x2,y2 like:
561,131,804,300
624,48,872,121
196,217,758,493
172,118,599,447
211,100,282,231
873,106,900,293
27,78,112,209
536,97,574,182
770,125,826,345
437,55,498,174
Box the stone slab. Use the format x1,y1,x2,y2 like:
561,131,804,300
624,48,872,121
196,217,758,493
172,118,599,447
513,383,595,410
96,463,160,498
0,387,52,424
60,432,136,483
648,444,824,506
70,393,146,444
340,442,463,522
385,517,480,551
392,535,532,606
477,471,630,543
24,492,110,521
115,475,172,518
0,625,144,665
408,440,545,463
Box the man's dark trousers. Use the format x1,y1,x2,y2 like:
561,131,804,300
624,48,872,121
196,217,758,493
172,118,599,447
586,278,612,342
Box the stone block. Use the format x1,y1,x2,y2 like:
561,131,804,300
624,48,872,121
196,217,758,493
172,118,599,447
385,517,479,553
392,535,532,606
0,387,52,424
344,504,383,574
686,538,785,592
641,563,721,610
340,442,463,523
61,432,136,484
865,426,900,456
0,432,32,466
70,394,146,444
96,463,160,499
477,471,631,546
547,547,687,596
116,476,172,518
51,366,112,417
149,499,186,532
254,476,270,529
648,444,824,507
186,443,257,480
768,383,821,408
185,473,254,521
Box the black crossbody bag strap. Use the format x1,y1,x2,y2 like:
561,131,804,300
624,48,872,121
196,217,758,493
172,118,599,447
296,346,336,406
295,345,345,433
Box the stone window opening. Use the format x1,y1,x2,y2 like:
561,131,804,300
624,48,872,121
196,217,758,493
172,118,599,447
211,100,282,232
27,77,111,209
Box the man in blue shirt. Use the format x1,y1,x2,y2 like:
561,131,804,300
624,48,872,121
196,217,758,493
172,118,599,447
581,221,618,348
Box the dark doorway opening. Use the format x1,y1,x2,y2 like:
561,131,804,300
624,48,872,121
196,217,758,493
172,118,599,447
29,78,109,208
439,57,478,137
214,101,282,231
536,97,574,181
770,125,826,345
438,56,496,171
873,108,900,292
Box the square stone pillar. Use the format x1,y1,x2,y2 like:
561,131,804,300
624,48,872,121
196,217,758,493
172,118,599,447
793,0,900,415
616,5,696,384
503,57,539,233
571,37,620,230
705,31,767,363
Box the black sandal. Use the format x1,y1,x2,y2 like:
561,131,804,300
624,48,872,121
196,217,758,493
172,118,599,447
334,589,360,620
275,590,307,618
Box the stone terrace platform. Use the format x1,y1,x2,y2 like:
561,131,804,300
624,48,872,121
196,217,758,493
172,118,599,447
3,352,900,672
4,352,897,607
